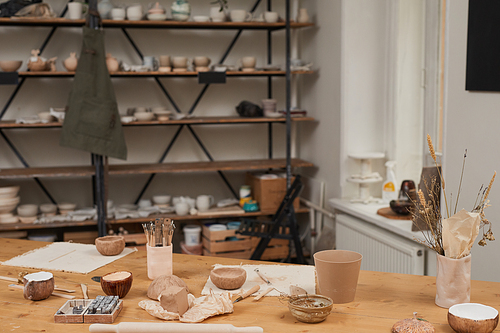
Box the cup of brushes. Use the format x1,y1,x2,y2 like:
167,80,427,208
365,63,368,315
143,218,175,280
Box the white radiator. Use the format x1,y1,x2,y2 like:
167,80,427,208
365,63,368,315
335,214,425,275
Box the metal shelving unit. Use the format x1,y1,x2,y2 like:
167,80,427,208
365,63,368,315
0,0,314,249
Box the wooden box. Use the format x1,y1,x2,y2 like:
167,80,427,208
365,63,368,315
63,231,98,244
54,298,123,324
245,172,300,212
202,225,289,260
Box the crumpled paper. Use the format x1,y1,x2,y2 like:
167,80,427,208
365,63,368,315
138,290,233,323
442,209,480,259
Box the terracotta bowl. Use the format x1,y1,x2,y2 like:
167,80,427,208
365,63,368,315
209,267,246,290
100,271,133,298
95,235,125,256
288,294,333,323
0,60,22,72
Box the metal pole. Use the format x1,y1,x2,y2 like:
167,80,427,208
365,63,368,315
285,0,292,189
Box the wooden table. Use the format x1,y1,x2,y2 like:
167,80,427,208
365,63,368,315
0,239,499,332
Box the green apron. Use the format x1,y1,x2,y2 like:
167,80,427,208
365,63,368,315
60,26,127,160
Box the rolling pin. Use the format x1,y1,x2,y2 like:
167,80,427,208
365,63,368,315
89,323,263,333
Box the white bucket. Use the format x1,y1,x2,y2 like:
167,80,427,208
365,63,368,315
184,224,202,246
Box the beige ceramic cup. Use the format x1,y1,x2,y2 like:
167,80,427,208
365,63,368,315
159,55,171,67
193,56,211,67
314,250,362,303
171,56,188,68
241,56,256,68
146,244,172,280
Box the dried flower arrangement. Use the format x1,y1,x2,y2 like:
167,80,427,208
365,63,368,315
412,134,496,258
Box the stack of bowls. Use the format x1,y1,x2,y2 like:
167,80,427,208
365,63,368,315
0,186,21,223
17,204,38,224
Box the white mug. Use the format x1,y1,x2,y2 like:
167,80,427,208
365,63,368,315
111,7,126,20
143,56,158,71
264,11,279,23
196,195,214,212
175,202,190,216
230,9,252,22
67,2,83,20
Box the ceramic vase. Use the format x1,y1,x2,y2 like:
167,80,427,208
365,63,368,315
435,253,471,308
171,0,190,21
98,0,114,19
63,52,78,71
106,53,119,72
297,8,309,23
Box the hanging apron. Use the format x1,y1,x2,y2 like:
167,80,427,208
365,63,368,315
60,26,127,160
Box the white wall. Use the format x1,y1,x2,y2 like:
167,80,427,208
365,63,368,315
443,0,500,282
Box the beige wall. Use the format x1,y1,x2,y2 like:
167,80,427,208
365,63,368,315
443,0,500,282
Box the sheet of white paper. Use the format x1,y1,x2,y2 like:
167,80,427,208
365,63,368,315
1,242,136,274
201,264,316,297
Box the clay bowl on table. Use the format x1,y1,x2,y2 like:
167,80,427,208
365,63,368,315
390,200,413,215
100,271,133,298
0,60,22,72
288,294,333,323
210,267,247,290
95,235,125,256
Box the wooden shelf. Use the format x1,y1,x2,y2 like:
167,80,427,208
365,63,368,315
0,17,313,30
0,220,96,232
0,116,314,129
0,204,309,232
16,70,314,78
0,158,313,179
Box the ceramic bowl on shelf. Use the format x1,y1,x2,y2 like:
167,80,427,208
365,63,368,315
0,196,20,214
193,15,210,22
38,112,55,122
0,186,20,199
17,204,38,217
152,195,171,205
0,60,22,72
134,111,155,121
58,202,76,214
39,203,57,215
154,110,172,121
19,216,37,224
147,13,167,20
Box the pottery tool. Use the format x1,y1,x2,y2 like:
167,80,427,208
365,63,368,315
233,285,260,303
253,286,274,301
89,322,264,333
1,275,75,292
48,249,76,262
81,284,89,299
8,284,76,299
0,275,19,283
142,218,175,247
254,268,271,285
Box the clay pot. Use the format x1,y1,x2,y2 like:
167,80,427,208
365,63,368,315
209,267,246,290
23,271,54,301
95,235,125,256
100,271,133,298
0,60,22,72
106,53,120,72
63,52,78,72
314,250,362,304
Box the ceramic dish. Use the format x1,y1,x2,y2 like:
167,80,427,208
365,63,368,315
154,110,172,121
19,216,37,224
147,13,167,21
193,15,210,22
0,215,19,224
17,204,38,217
0,185,20,199
134,111,155,121
288,294,333,323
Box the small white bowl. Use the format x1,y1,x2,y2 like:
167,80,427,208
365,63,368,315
58,202,76,214
38,112,55,122
40,203,57,214
17,204,38,217
193,15,210,22
19,216,37,224
134,111,155,121
121,116,136,123
152,195,171,205
154,110,172,121
147,13,167,21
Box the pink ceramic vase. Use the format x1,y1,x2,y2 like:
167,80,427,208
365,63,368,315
63,52,78,71
435,253,471,308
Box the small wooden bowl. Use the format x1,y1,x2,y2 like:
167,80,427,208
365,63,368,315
101,271,133,298
95,236,125,256
288,294,333,323
210,267,246,290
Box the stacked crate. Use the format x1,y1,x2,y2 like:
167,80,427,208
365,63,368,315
202,225,289,260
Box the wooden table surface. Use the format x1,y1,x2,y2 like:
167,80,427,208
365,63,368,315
1,238,499,332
